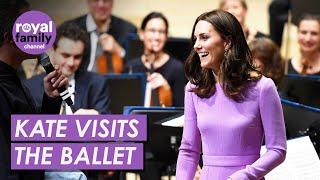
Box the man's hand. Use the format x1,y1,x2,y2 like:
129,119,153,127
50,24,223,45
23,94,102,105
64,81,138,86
99,33,124,57
43,66,68,98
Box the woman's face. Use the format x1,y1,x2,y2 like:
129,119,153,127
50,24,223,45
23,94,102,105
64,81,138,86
298,19,320,54
193,20,227,70
87,0,113,22
139,18,167,54
221,0,246,26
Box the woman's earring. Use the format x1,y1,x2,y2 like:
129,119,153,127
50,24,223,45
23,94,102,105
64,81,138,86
224,48,228,57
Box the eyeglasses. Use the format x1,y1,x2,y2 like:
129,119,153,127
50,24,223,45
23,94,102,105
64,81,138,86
89,0,112,4
145,28,167,35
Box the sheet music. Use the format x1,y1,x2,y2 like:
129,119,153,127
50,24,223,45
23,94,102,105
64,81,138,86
261,136,320,180
161,115,184,127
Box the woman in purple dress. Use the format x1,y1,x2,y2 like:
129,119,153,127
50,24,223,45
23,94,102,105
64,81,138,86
176,10,287,180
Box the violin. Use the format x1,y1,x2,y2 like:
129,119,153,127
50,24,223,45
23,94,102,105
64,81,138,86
144,52,173,107
96,32,124,74
157,84,172,106
96,51,123,74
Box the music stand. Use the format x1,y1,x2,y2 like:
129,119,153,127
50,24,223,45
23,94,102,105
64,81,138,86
281,98,320,138
281,98,320,156
104,73,146,114
124,106,184,178
279,74,320,108
125,35,192,63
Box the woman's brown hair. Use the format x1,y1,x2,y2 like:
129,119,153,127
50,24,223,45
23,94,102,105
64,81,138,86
249,38,284,86
185,10,261,101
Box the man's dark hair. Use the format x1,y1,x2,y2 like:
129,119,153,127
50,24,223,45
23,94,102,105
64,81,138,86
53,22,89,51
0,0,28,47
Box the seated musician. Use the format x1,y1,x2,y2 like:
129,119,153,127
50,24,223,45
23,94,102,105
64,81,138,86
69,0,137,74
287,14,320,75
25,22,111,115
124,12,185,107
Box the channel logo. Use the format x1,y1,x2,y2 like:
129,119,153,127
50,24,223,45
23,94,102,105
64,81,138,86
12,11,56,55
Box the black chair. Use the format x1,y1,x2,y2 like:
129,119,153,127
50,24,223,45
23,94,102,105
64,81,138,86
281,98,320,156
279,74,320,108
104,73,146,114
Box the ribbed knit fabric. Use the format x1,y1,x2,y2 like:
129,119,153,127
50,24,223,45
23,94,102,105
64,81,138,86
176,76,287,180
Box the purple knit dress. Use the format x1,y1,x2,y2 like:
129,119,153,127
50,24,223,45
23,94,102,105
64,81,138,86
176,76,287,180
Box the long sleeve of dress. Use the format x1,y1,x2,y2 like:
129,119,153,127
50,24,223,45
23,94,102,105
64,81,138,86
176,82,201,180
229,78,287,179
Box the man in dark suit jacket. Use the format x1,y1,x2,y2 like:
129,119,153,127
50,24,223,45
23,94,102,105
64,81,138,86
25,70,110,114
25,22,110,115
68,0,137,72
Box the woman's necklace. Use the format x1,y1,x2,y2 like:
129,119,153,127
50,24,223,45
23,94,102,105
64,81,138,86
300,53,320,74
